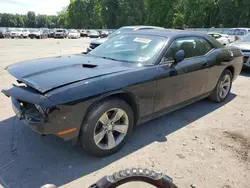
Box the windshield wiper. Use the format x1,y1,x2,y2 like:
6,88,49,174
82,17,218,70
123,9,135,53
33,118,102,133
101,56,120,62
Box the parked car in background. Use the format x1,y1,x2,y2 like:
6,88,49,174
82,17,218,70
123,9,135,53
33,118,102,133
2,30,243,156
87,25,165,52
229,33,250,68
87,30,100,38
48,29,55,38
5,28,14,38
227,28,250,43
80,30,88,37
10,28,30,38
29,29,48,39
68,29,81,39
54,29,68,38
207,32,230,46
99,30,109,38
0,28,6,38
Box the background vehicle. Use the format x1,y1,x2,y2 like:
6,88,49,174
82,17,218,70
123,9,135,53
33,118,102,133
229,33,250,68
68,29,81,39
10,28,30,38
2,30,243,157
48,29,55,38
4,28,14,38
207,32,230,46
87,25,165,52
87,30,100,38
99,30,109,38
54,29,68,38
29,29,48,39
0,28,6,38
227,28,250,42
80,29,88,37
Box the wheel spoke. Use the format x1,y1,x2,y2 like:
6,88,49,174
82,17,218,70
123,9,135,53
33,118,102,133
222,88,227,97
99,112,109,125
113,124,128,133
223,82,230,88
111,109,124,122
107,132,116,149
94,129,106,144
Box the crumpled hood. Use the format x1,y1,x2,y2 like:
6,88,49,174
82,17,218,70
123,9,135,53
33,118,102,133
230,41,250,50
6,54,135,93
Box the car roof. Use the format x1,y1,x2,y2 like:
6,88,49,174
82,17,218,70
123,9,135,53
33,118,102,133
132,29,210,39
122,25,165,30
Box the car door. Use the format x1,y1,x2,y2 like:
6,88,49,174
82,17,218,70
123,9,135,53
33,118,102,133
154,37,213,112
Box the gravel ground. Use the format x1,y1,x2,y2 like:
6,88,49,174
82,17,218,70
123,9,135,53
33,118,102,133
0,39,249,188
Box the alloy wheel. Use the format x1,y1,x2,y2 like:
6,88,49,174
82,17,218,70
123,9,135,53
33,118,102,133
219,74,231,98
94,108,129,150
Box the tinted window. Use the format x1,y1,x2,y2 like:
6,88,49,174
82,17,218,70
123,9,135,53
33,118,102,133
164,37,213,61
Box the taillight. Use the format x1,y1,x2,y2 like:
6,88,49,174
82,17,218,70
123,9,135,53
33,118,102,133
235,35,239,41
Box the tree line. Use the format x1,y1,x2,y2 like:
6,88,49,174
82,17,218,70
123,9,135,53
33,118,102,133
1,0,250,29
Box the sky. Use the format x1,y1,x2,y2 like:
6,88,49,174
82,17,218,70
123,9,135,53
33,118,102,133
0,0,70,15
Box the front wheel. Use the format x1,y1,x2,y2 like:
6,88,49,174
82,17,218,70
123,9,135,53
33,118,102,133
209,69,232,103
80,98,134,157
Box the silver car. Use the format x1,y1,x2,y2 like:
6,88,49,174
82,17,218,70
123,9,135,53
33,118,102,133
230,33,250,68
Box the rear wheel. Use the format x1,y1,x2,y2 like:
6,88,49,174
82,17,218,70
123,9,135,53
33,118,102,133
80,98,134,157
209,69,232,102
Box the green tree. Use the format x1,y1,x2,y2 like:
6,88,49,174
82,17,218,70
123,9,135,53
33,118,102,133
26,11,37,27
37,14,48,28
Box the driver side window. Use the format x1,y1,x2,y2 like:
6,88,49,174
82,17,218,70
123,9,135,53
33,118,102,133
162,37,213,63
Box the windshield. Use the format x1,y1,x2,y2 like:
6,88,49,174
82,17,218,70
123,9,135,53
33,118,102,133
108,27,134,39
89,34,166,64
56,29,63,32
227,29,247,35
241,34,250,41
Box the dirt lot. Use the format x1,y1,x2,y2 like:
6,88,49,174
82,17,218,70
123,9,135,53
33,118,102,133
0,39,249,188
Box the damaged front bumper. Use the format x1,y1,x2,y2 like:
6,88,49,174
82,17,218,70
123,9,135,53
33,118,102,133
2,85,80,142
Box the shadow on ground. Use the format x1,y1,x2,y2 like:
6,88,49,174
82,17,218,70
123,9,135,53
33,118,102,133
0,93,236,188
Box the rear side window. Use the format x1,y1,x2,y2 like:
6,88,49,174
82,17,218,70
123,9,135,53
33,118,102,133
164,37,213,61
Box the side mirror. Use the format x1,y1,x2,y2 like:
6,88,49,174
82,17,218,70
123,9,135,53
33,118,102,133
174,50,185,63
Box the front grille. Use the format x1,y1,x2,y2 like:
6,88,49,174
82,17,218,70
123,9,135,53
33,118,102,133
90,43,100,49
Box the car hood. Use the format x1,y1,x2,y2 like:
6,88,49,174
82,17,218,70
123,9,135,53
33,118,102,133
6,54,135,93
230,41,250,50
90,38,108,44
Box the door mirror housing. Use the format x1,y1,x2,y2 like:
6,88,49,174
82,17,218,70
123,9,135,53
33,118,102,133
174,50,185,63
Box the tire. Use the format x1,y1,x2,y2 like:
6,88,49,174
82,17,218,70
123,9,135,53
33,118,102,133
80,98,134,157
209,69,232,103
20,35,23,39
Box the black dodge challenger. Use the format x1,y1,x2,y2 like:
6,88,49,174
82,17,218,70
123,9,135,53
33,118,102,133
2,30,243,156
